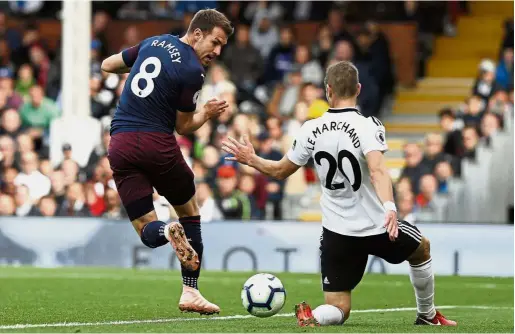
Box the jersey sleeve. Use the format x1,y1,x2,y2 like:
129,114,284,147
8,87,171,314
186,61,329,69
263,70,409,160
360,116,388,155
178,67,204,113
121,44,140,68
286,123,312,166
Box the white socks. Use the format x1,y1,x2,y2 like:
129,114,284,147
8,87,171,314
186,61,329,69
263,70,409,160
409,258,436,319
312,304,345,325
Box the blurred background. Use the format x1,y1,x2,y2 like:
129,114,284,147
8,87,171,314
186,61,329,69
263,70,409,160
0,0,513,227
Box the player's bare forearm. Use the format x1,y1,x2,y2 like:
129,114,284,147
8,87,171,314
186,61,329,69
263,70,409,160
248,155,285,179
101,53,131,74
176,110,209,135
366,151,394,204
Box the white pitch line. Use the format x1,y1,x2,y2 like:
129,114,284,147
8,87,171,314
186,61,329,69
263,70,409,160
0,273,511,290
0,305,512,330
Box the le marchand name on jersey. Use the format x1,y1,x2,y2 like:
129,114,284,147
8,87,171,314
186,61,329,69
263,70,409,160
306,121,360,150
150,39,182,63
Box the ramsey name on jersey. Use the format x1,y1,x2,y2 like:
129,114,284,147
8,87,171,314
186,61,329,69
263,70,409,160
287,108,389,237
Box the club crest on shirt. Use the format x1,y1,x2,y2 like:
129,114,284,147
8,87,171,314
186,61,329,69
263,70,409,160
193,90,201,104
375,129,386,144
292,140,297,150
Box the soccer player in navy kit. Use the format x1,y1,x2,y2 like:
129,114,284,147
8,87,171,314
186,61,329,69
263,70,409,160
101,9,233,315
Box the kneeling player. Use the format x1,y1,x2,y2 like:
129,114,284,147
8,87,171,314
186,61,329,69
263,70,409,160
222,60,457,326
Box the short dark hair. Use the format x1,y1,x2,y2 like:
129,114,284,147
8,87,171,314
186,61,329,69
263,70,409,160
187,9,234,37
324,61,359,99
438,108,455,119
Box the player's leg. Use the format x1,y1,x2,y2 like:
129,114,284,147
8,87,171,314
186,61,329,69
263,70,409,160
107,133,169,249
295,228,367,326
372,220,457,326
147,134,218,315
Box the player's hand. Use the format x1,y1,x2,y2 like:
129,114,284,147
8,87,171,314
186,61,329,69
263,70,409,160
222,135,255,166
203,98,228,119
384,210,398,241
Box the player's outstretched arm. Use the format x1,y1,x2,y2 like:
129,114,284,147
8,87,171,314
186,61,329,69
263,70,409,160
176,98,228,135
222,135,300,180
366,150,398,241
101,52,131,74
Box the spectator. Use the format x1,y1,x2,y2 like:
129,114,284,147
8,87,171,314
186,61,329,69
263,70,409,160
460,95,484,126
249,1,279,59
90,40,102,75
15,64,35,98
285,102,308,138
472,60,500,106
61,159,80,186
49,170,66,207
0,39,14,74
327,7,357,47
196,180,222,222
0,193,15,215
364,21,396,110
311,25,333,68
275,68,304,117
214,165,251,220
496,48,514,91
439,108,464,157
201,145,221,188
199,64,236,105
330,40,379,116
0,12,22,52
398,191,416,224
462,126,480,160
92,11,110,60
57,182,91,217
222,24,263,91
434,161,453,194
103,187,126,219
264,25,295,85
85,126,110,178
258,131,284,220
1,166,17,196
0,108,24,139
16,133,34,155
299,82,329,120
293,44,323,86
415,174,438,209
39,158,52,177
0,135,18,170
19,85,60,130
420,133,450,172
36,195,57,217
61,143,73,162
400,143,431,193
14,184,37,216
120,25,140,51
14,151,51,202
1,76,23,109
480,112,501,141
29,45,50,89
90,74,110,119
238,173,260,219
395,176,413,199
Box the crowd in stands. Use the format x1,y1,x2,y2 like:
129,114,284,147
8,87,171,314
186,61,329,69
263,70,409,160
395,20,514,223
0,1,512,223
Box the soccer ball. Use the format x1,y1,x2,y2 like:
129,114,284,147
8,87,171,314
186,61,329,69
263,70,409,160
241,273,286,318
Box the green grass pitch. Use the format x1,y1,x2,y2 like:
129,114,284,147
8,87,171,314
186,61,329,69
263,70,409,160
0,267,512,333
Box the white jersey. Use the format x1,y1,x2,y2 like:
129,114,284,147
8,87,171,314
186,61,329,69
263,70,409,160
287,107,389,237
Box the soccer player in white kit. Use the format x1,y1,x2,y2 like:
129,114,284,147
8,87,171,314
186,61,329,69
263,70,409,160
222,61,457,327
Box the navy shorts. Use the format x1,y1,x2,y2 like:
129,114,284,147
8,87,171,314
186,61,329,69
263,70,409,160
107,131,195,208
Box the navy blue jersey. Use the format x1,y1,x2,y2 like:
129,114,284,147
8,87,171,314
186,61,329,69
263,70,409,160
111,35,205,135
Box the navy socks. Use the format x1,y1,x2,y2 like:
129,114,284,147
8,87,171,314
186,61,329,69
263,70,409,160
140,221,168,248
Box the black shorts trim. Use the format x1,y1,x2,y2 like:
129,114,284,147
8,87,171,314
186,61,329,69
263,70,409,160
320,221,422,292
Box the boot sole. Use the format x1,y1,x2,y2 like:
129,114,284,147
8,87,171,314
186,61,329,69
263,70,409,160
168,222,199,271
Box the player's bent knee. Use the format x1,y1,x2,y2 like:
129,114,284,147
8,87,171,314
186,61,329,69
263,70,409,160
408,237,431,264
